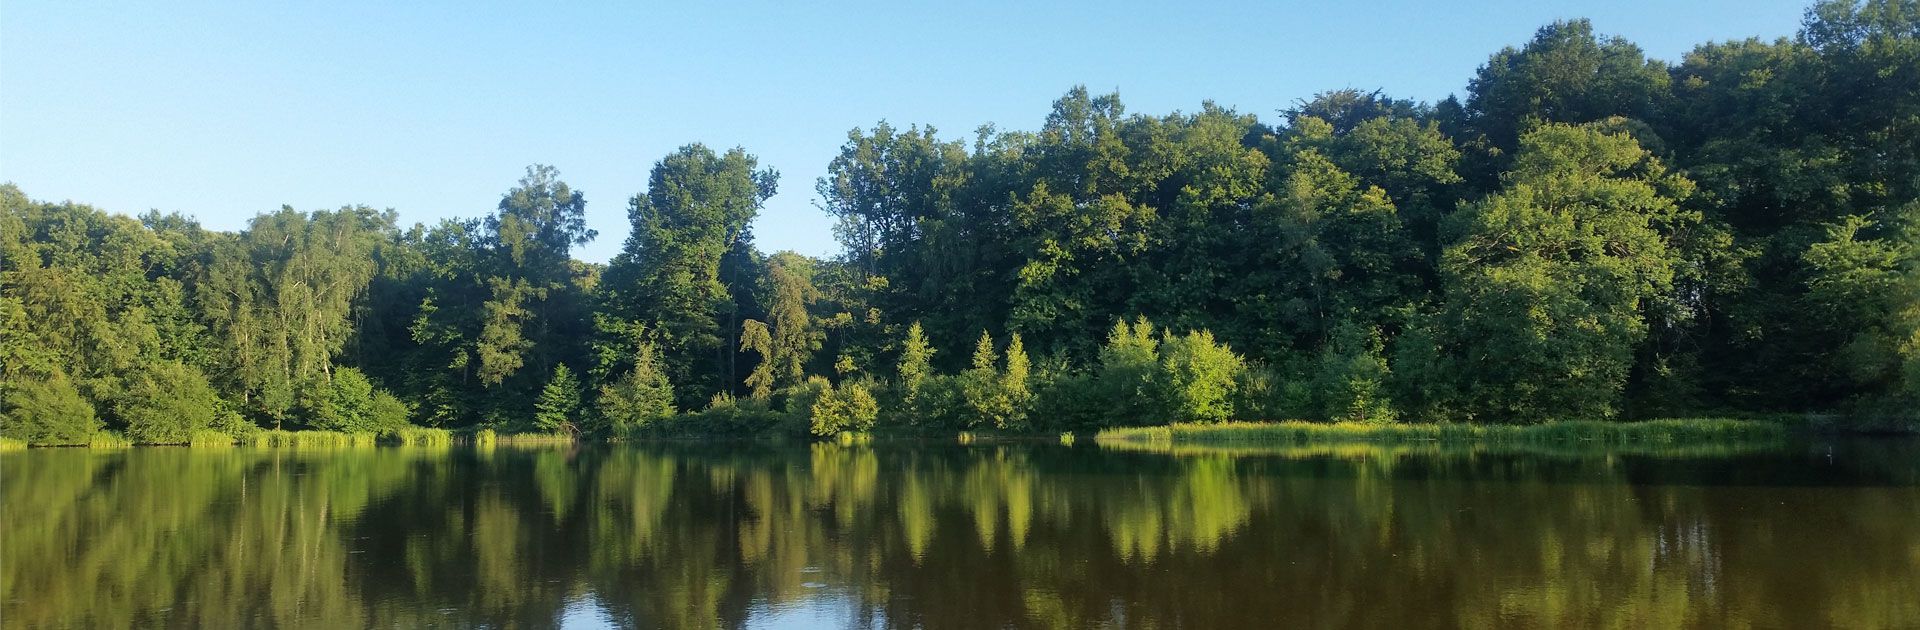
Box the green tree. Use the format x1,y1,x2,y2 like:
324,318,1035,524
302,366,410,434
897,322,936,401
1431,123,1695,422
1315,323,1398,424
809,379,879,436
0,369,100,445
604,144,777,405
1155,330,1245,424
595,338,675,435
534,364,583,433
119,361,224,444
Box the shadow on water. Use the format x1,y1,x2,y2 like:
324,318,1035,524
3,438,1918,628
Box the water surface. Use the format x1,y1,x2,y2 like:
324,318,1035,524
4,439,1918,628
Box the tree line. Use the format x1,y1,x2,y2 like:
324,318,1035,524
3,0,1916,443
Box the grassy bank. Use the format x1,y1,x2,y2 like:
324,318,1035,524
1094,418,1788,447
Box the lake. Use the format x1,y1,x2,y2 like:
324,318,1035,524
4,439,1918,628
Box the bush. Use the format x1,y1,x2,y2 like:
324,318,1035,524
593,340,674,436
1314,323,1397,424
1098,318,1162,424
302,367,412,434
958,332,1032,430
670,394,798,437
534,364,583,434
1156,330,1245,424
1030,371,1107,432
119,361,223,444
0,370,100,445
810,379,879,436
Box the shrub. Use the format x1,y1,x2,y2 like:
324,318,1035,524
0,370,100,445
119,361,223,444
302,367,412,434
810,379,879,436
671,394,797,437
1314,323,1397,424
534,364,582,434
1156,330,1245,424
593,340,674,435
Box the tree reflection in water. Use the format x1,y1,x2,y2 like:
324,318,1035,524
3,440,1917,628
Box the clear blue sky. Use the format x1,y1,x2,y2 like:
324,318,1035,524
2,0,1810,263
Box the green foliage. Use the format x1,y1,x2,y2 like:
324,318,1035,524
954,332,1033,430
0,370,100,445
86,431,132,449
1429,123,1692,423
593,338,674,435
118,361,225,444
188,430,235,448
1096,418,1787,446
1155,330,1246,424
896,322,935,409
388,426,453,446
302,367,411,434
5,6,1919,436
603,144,777,405
1097,318,1162,424
533,364,582,433
1314,324,1398,424
809,379,880,436
249,430,377,448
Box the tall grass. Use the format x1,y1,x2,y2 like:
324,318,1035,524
248,430,377,448
472,428,498,447
0,436,26,452
388,426,453,447
493,431,576,445
1095,418,1787,446
188,430,237,448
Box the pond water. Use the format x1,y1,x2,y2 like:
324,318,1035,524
3,439,1918,628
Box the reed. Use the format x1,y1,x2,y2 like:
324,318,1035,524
388,426,453,446
1095,418,1787,446
188,430,236,448
248,430,377,448
0,436,26,452
493,431,575,445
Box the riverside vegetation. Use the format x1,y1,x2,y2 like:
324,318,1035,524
3,0,1918,446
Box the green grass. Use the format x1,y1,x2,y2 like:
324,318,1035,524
87,431,133,449
248,430,377,448
1095,418,1788,447
493,431,576,445
0,436,26,452
188,430,237,448
472,428,498,447
387,426,453,446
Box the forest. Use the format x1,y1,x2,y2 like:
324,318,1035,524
2,0,1916,445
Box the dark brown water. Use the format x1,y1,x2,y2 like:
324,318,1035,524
4,439,1918,629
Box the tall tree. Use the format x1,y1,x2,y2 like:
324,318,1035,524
603,144,777,405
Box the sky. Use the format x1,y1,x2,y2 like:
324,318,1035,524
2,0,1811,263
